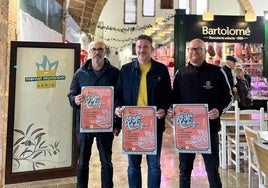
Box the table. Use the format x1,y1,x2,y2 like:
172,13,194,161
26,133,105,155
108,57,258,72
220,112,268,169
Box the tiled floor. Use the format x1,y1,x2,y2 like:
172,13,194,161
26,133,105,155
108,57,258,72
88,119,259,188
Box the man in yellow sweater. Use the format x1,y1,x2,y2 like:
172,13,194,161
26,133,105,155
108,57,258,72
114,34,172,188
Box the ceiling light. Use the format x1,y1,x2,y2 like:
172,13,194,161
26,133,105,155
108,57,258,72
158,31,165,37
265,14,268,21
264,11,268,21
152,25,160,31
202,11,214,21
164,30,171,34
245,12,256,22
156,17,165,25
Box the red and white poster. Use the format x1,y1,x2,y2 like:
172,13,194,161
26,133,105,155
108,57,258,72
80,86,113,132
122,106,157,155
173,104,211,154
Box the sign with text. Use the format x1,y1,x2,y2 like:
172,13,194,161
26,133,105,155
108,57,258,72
185,15,264,43
80,86,114,132
173,104,211,154
122,106,157,154
6,41,79,183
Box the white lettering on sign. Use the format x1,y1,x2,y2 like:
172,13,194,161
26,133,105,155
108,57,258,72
202,26,251,36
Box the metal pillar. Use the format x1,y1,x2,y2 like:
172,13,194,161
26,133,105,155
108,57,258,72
174,9,186,74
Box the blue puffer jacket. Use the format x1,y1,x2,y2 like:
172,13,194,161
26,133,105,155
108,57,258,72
67,58,120,132
114,58,172,132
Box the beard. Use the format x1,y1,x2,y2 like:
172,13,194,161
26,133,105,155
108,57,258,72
137,53,150,61
189,55,205,66
93,55,102,63
190,55,203,63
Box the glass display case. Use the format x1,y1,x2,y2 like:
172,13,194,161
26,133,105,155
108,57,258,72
231,42,268,110
224,43,268,105
251,76,268,100
225,43,264,77
250,76,268,111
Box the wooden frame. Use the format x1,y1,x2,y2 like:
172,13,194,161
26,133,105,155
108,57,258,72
142,0,155,17
5,41,80,184
124,0,137,24
160,0,173,9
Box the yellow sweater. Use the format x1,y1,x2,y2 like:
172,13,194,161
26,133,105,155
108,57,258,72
137,63,151,106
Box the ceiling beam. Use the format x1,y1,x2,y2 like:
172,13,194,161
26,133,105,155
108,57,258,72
236,0,254,13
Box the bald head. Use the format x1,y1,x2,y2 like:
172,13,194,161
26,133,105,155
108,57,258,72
89,41,106,50
89,40,106,69
189,38,206,50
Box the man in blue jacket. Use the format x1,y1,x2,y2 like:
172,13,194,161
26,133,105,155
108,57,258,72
114,34,172,188
68,40,120,188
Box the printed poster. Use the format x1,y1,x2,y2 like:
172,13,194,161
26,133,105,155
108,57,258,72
80,86,114,132
6,42,79,183
173,104,211,154
122,106,157,155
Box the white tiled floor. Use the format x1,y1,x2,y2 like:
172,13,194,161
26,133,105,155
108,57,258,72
87,118,257,188
6,118,257,188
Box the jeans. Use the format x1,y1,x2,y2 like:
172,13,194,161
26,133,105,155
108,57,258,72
179,132,222,188
127,132,163,188
76,132,114,188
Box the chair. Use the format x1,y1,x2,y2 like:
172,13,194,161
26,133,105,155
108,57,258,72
244,126,261,188
227,107,265,173
252,139,268,188
219,100,238,168
227,100,239,113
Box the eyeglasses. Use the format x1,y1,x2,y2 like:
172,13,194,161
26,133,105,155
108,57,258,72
90,47,105,52
188,47,203,53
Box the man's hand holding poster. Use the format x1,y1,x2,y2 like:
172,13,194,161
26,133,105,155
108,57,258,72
80,86,113,132
173,104,211,154
122,106,157,155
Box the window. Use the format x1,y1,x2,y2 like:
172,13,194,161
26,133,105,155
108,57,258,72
160,0,173,9
143,0,155,17
124,0,137,24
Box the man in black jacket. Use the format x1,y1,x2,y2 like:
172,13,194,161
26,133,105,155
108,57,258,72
169,38,233,188
68,41,120,188
223,55,238,94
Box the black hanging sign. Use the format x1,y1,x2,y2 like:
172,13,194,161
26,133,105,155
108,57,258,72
184,15,264,43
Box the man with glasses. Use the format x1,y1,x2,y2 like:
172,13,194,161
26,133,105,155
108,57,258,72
68,40,120,188
114,34,172,188
168,38,232,188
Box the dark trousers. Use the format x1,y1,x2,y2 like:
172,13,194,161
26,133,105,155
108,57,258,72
127,132,163,188
179,133,222,188
76,132,114,188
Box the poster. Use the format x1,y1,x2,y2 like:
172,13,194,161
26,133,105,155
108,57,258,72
173,104,211,154
122,106,157,154
80,86,114,132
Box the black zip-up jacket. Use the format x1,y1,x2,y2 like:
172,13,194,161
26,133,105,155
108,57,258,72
67,58,120,132
114,58,172,133
172,62,233,133
222,65,234,89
